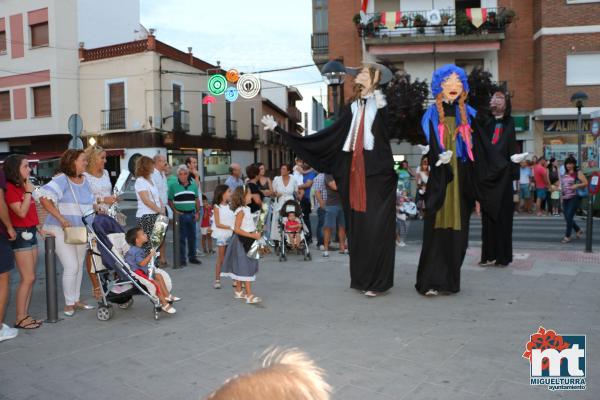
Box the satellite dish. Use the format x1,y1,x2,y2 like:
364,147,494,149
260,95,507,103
428,9,441,25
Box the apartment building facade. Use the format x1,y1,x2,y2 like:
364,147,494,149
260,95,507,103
311,0,600,167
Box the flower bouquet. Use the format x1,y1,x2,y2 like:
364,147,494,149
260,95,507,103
247,203,272,259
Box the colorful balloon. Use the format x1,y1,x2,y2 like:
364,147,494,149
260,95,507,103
202,95,217,105
226,69,240,83
237,74,261,99
208,74,227,96
224,87,239,102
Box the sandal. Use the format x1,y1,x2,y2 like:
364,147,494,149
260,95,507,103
234,290,245,299
561,237,571,244
161,304,177,314
245,294,262,304
168,295,181,302
213,280,221,289
14,316,42,330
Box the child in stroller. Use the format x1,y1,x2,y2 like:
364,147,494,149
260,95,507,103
278,199,311,261
125,227,180,314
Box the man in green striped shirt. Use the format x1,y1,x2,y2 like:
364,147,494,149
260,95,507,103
168,165,202,266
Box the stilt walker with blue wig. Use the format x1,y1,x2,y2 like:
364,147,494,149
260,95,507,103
415,65,519,296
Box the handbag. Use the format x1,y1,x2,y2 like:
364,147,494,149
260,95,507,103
63,179,88,245
576,179,588,198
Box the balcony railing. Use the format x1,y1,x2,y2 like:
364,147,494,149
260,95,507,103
227,119,238,138
252,124,260,141
173,110,190,132
288,106,302,122
360,7,511,39
203,115,216,136
101,108,126,130
311,32,329,54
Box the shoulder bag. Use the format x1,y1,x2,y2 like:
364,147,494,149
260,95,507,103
63,179,88,245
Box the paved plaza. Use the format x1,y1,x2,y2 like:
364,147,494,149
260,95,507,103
0,221,599,400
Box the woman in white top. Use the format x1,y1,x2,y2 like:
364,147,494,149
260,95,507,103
415,155,430,217
83,146,117,299
134,156,164,253
270,163,299,242
211,185,235,289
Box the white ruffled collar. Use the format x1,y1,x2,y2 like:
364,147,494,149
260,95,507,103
342,90,387,152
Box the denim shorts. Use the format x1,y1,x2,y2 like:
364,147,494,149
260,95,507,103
0,234,15,273
215,235,232,247
536,189,547,201
324,205,345,229
12,227,38,252
519,184,531,199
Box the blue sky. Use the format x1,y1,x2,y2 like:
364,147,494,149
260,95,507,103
140,0,328,111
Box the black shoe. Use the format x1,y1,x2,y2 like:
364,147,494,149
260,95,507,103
189,258,202,265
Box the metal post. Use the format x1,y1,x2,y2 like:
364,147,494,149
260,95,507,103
44,236,59,323
586,194,593,253
172,214,181,268
577,107,583,166
332,85,340,119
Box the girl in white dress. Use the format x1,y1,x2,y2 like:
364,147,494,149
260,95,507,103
211,185,234,289
270,163,299,242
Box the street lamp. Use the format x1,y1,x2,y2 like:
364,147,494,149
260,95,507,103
570,91,588,166
321,59,346,119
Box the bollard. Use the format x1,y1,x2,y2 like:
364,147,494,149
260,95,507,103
585,194,593,253
172,214,181,268
44,236,59,323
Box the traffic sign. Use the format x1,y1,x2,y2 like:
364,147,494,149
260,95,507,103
68,137,84,150
589,171,600,195
68,114,83,137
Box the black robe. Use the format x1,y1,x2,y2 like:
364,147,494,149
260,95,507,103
415,103,509,295
276,105,397,293
480,116,518,266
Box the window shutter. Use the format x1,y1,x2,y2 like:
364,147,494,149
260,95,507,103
0,31,6,53
109,82,125,110
0,91,10,120
33,85,51,117
31,22,49,47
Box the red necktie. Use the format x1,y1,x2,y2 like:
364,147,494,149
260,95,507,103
492,122,503,145
350,103,367,213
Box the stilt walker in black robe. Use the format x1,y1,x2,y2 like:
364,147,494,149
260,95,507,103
479,88,525,267
262,64,423,297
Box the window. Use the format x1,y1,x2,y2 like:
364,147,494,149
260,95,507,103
32,85,51,117
30,22,49,48
567,53,600,85
172,83,182,106
0,91,10,120
109,82,125,110
0,23,6,54
313,0,328,32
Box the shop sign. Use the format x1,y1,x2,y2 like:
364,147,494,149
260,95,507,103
544,119,592,133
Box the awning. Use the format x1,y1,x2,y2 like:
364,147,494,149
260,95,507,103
29,149,125,161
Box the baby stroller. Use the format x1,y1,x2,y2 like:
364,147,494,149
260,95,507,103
83,210,171,321
277,199,311,262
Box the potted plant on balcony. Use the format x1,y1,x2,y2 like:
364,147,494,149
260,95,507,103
353,13,364,36
455,10,474,35
439,12,453,34
400,14,409,27
413,13,426,34
500,8,516,25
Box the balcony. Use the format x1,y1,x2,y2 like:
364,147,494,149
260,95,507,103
203,115,216,136
288,106,302,122
360,7,512,52
252,124,260,141
173,110,189,133
101,108,126,130
311,32,329,63
227,119,238,138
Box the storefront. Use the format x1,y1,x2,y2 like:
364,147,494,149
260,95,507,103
542,119,598,166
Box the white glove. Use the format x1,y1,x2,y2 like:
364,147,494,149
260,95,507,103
435,150,452,167
261,115,277,131
417,144,430,155
510,152,529,164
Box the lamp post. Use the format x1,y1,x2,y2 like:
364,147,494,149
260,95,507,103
570,92,592,252
570,92,588,166
321,59,346,119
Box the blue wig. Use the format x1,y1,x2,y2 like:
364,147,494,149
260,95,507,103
422,64,476,162
431,64,470,98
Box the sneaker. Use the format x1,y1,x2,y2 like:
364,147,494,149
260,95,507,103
425,289,439,297
339,249,349,255
0,323,18,342
196,249,205,257
213,280,221,289
319,245,325,251
399,241,406,247
189,258,202,265
322,251,329,258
